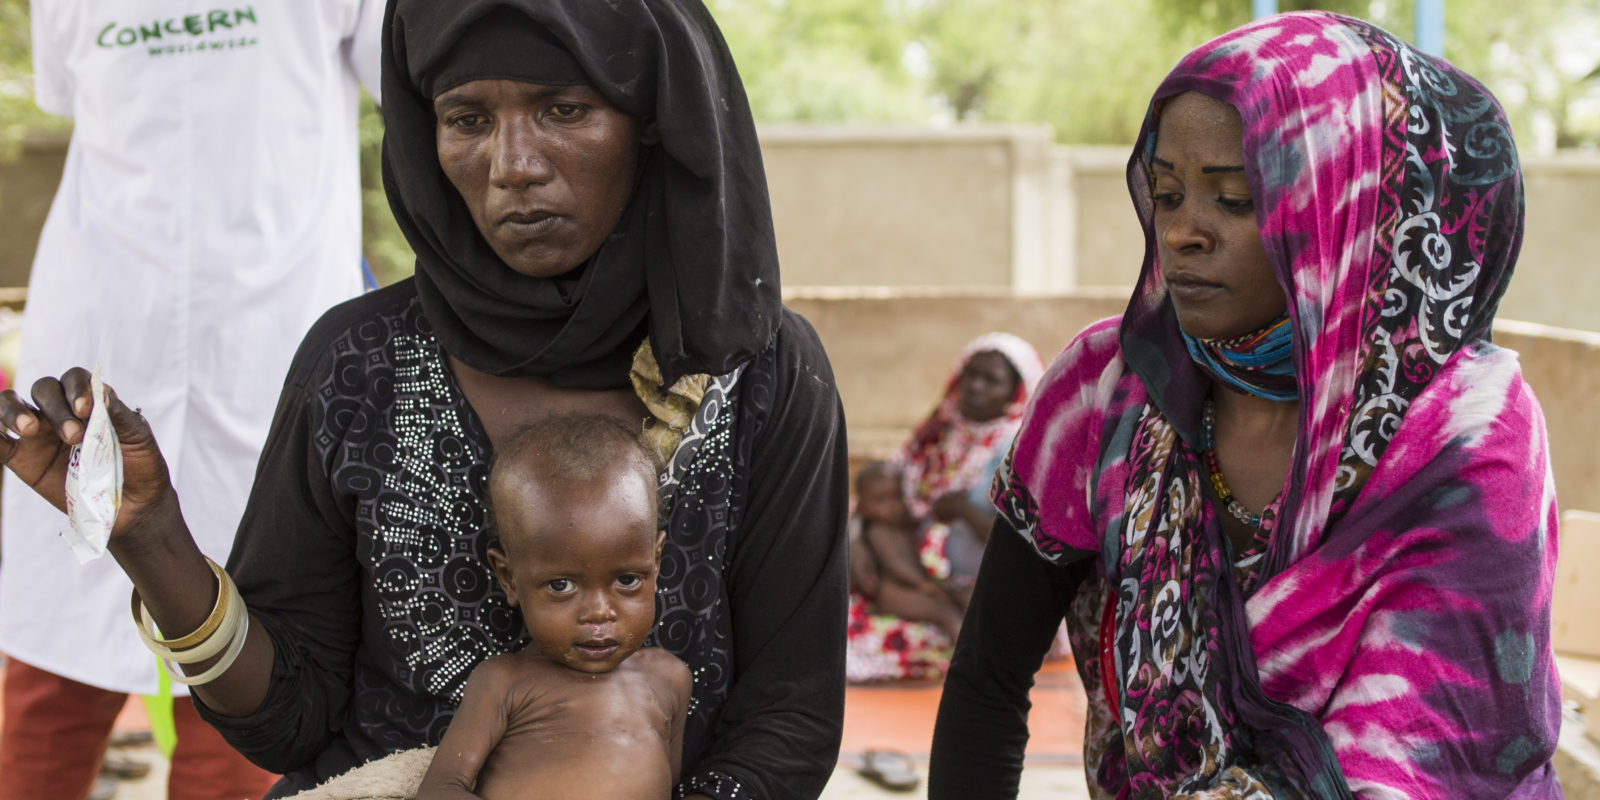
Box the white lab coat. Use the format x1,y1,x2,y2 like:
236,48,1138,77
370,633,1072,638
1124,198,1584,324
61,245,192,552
0,0,381,695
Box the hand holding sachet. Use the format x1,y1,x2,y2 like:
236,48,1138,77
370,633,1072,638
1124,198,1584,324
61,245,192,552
62,368,122,562
0,366,177,552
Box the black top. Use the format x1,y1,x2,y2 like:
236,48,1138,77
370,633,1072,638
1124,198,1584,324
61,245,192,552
197,280,848,800
927,519,1091,800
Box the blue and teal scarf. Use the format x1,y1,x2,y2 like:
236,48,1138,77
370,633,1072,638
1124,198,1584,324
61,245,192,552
1182,315,1297,402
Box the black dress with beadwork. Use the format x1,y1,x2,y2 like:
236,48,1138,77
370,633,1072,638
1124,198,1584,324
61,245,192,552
197,280,849,800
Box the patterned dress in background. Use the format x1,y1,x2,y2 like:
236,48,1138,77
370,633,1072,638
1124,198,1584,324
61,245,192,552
845,333,1043,683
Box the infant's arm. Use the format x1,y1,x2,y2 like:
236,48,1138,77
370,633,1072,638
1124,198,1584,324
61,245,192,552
663,653,692,786
635,647,693,787
416,656,516,800
865,523,934,589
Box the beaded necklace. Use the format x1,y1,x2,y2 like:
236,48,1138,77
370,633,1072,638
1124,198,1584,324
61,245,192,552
1200,399,1280,528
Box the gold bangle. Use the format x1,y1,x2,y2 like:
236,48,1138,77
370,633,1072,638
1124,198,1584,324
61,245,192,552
165,609,250,687
137,569,243,664
129,556,230,651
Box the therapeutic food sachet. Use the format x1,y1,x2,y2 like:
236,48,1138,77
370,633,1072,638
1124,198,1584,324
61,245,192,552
63,369,122,562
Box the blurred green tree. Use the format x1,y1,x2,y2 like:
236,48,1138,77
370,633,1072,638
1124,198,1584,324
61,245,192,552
4,0,1596,285
0,0,70,157
905,0,1598,148
706,0,931,121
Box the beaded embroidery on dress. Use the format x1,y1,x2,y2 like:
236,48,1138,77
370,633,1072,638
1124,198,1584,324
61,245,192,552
314,295,762,784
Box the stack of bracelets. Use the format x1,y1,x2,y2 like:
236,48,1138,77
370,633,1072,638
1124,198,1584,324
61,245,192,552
129,557,250,686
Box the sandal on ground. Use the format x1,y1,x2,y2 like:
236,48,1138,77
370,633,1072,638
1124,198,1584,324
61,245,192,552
88,776,118,800
100,753,152,780
109,730,154,748
854,749,920,792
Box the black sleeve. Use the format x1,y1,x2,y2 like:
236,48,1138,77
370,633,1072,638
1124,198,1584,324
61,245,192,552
193,351,362,775
684,310,850,800
928,518,1090,800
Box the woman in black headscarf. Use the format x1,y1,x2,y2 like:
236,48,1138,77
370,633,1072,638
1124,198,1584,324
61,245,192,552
0,2,849,798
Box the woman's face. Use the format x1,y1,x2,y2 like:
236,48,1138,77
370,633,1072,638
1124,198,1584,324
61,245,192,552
956,350,1019,423
434,79,655,278
1150,91,1286,339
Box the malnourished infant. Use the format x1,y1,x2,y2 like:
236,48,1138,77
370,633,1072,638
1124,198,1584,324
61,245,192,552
417,414,691,800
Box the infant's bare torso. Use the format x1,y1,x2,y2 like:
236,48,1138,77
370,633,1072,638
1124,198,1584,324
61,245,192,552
472,649,685,800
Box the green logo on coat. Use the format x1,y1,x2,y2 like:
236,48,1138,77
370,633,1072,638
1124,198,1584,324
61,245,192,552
96,7,259,55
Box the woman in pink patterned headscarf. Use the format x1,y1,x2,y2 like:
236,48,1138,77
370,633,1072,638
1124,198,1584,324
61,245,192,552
845,333,1043,683
931,11,1559,799
897,332,1046,541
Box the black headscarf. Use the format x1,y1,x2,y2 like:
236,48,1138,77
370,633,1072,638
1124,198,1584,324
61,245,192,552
381,0,782,389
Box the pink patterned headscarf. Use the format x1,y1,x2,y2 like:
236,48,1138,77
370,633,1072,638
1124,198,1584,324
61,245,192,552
994,12,1558,798
898,332,1044,518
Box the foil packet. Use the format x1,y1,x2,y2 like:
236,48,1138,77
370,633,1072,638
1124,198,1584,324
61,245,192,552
62,369,122,562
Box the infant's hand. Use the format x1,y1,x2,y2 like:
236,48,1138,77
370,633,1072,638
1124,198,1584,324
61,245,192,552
930,491,966,523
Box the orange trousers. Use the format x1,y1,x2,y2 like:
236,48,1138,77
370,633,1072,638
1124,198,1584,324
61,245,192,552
0,656,277,800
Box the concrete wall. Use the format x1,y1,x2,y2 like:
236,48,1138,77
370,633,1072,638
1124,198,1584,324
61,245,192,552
1497,320,1600,516
785,288,1127,458
1054,146,1145,289
1033,147,1600,333
768,134,1600,332
759,133,1139,294
792,290,1600,518
5,126,1599,330
1507,157,1600,333
760,125,1058,291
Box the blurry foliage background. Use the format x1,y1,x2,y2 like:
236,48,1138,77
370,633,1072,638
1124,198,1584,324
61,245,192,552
0,0,69,157
4,0,1599,284
704,0,1600,147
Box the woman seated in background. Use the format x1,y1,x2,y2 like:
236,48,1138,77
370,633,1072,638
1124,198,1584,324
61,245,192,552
846,333,1042,682
931,11,1561,798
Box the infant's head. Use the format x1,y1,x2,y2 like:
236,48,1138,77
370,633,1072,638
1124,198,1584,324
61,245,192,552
486,414,662,673
855,460,909,527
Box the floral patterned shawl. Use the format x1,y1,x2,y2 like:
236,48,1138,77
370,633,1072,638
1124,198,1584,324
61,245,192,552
898,332,1044,519
994,12,1560,799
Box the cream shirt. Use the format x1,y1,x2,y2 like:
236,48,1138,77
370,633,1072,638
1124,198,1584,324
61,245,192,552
0,0,380,695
